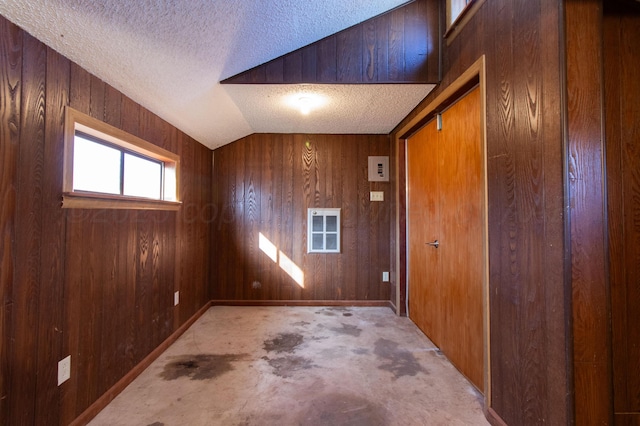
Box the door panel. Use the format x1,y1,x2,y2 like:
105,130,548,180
408,119,441,346
407,86,483,390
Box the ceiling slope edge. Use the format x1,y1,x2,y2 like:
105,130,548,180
222,0,440,85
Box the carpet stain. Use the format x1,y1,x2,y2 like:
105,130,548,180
292,321,311,327
329,323,362,337
342,312,353,317
160,354,246,381
147,423,164,426
263,355,315,378
296,393,387,425
374,338,426,379
352,348,369,355
263,332,304,353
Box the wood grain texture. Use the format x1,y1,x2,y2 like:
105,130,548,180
604,3,640,420
407,119,441,345
11,30,46,426
393,0,570,424
408,88,483,391
566,1,613,424
0,16,22,425
33,45,70,425
0,15,212,425
222,0,439,84
211,134,391,302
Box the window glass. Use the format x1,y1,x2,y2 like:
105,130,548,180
312,234,324,250
326,234,338,250
123,153,162,199
73,135,121,195
312,215,324,232
326,216,337,232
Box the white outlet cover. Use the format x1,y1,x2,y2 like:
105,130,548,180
174,291,180,306
370,191,384,202
58,355,70,386
382,271,390,282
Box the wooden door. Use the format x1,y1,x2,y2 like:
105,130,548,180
407,86,484,390
408,118,442,346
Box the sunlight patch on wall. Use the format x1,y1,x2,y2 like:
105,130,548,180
258,232,304,288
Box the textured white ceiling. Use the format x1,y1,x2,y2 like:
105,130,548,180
0,0,433,149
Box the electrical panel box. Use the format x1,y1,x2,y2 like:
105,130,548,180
368,156,389,182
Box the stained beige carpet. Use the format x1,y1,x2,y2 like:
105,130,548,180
89,306,488,425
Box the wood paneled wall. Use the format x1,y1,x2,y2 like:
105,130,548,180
392,0,570,424
604,2,640,424
222,0,439,84
211,133,392,303
0,16,212,425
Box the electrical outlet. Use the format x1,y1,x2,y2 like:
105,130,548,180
174,291,180,306
58,355,70,386
370,191,384,202
382,271,390,282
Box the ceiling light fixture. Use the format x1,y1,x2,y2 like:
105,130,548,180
285,91,327,116
298,96,313,115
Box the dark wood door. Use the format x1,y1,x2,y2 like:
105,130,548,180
407,86,484,391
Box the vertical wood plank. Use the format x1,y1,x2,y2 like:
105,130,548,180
283,50,303,83
363,18,378,82
301,45,317,82
342,136,359,300
266,58,284,83
375,14,390,82
404,0,429,81
337,25,363,82
33,45,70,425
232,134,246,299
538,0,569,424
11,30,46,426
388,7,405,81
280,135,295,300
119,95,140,374
425,0,440,83
356,138,371,300
0,17,22,425
96,82,122,398
566,1,612,424
60,60,91,424
258,134,275,299
511,0,548,422
605,4,640,420
317,36,337,83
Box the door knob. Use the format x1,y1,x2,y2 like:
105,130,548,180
426,239,439,248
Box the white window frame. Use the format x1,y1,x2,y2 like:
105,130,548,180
307,208,341,254
62,106,181,210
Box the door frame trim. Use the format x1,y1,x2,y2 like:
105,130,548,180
394,55,490,405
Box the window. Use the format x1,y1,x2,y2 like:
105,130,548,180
445,0,485,43
307,208,341,253
447,0,472,28
63,107,180,210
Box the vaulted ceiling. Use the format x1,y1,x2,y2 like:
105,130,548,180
0,0,439,149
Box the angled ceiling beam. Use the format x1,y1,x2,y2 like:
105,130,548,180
221,0,440,85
